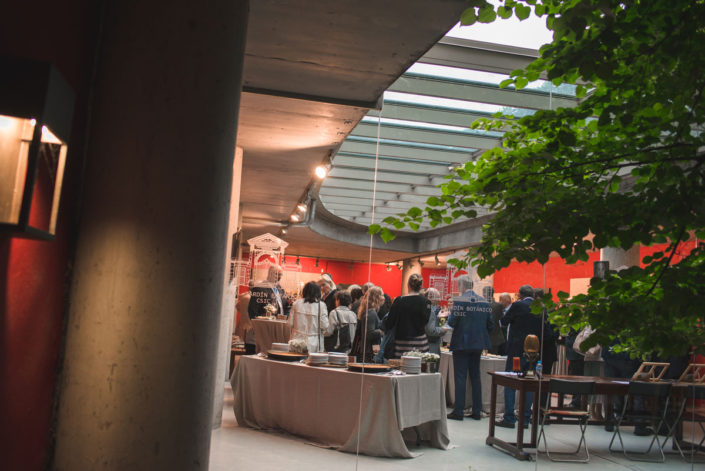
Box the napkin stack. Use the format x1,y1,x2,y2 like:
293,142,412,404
308,352,328,365
400,355,421,374
327,352,348,366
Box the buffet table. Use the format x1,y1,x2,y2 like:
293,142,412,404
439,352,506,414
231,355,450,458
251,318,290,353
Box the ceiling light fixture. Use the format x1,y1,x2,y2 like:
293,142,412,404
297,203,307,213
315,257,319,267
386,263,391,272
296,256,300,265
435,254,440,266
418,257,424,267
290,214,300,222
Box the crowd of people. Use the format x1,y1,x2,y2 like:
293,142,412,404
234,267,691,437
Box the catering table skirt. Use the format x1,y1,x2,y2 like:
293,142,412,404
251,318,291,353
439,352,506,414
231,355,450,458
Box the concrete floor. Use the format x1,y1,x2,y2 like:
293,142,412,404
210,383,704,470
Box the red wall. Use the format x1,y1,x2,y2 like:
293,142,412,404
0,3,96,470
493,251,601,299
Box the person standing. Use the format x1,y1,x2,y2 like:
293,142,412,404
350,287,384,363
318,274,338,315
383,273,431,357
424,288,449,355
323,290,357,354
446,275,493,421
234,282,254,354
484,287,506,355
496,284,543,429
248,265,284,318
288,281,329,353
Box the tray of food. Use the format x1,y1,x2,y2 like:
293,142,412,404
347,363,392,373
267,350,308,361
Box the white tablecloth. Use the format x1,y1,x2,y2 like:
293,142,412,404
439,352,506,414
251,318,291,353
231,355,450,458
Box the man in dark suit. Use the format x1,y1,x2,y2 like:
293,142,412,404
496,284,543,429
483,286,506,355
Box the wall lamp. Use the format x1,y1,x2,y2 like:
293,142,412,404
0,56,75,239
435,254,440,266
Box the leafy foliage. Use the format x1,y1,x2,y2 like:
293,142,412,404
370,0,705,358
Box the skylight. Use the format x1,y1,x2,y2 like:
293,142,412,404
383,91,535,117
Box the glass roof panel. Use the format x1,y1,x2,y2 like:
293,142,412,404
383,91,535,117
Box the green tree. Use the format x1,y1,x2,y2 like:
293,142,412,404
370,0,705,358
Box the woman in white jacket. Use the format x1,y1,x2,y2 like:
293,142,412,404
288,281,329,353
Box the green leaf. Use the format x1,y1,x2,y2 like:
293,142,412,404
368,224,381,235
477,5,497,23
497,6,513,19
460,7,477,25
499,78,514,88
407,207,422,218
515,77,529,89
515,4,531,20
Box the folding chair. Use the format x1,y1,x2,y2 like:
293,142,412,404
537,378,595,462
666,384,705,463
608,381,672,462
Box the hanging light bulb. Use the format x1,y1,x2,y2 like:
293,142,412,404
315,165,328,179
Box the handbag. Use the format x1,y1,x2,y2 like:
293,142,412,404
573,326,601,357
324,309,353,353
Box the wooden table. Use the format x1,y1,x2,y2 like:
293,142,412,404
485,372,631,461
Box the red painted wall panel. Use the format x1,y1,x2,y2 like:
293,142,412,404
0,2,95,469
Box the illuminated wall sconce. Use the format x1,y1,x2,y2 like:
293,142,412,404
435,254,440,266
0,56,75,239
386,263,391,272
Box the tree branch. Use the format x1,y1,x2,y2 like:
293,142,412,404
644,226,687,298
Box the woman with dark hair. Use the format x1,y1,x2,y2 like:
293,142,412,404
383,273,431,358
349,286,364,314
288,281,328,353
350,286,384,363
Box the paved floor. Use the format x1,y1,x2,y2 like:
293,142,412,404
210,383,704,470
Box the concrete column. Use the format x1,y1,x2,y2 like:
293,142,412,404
212,146,243,428
601,246,641,271
53,1,248,470
400,259,422,295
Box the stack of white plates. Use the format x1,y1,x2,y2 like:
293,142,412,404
308,352,328,365
271,342,289,352
328,352,348,366
401,355,421,374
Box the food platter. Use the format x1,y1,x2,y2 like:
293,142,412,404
347,363,392,373
267,350,308,361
